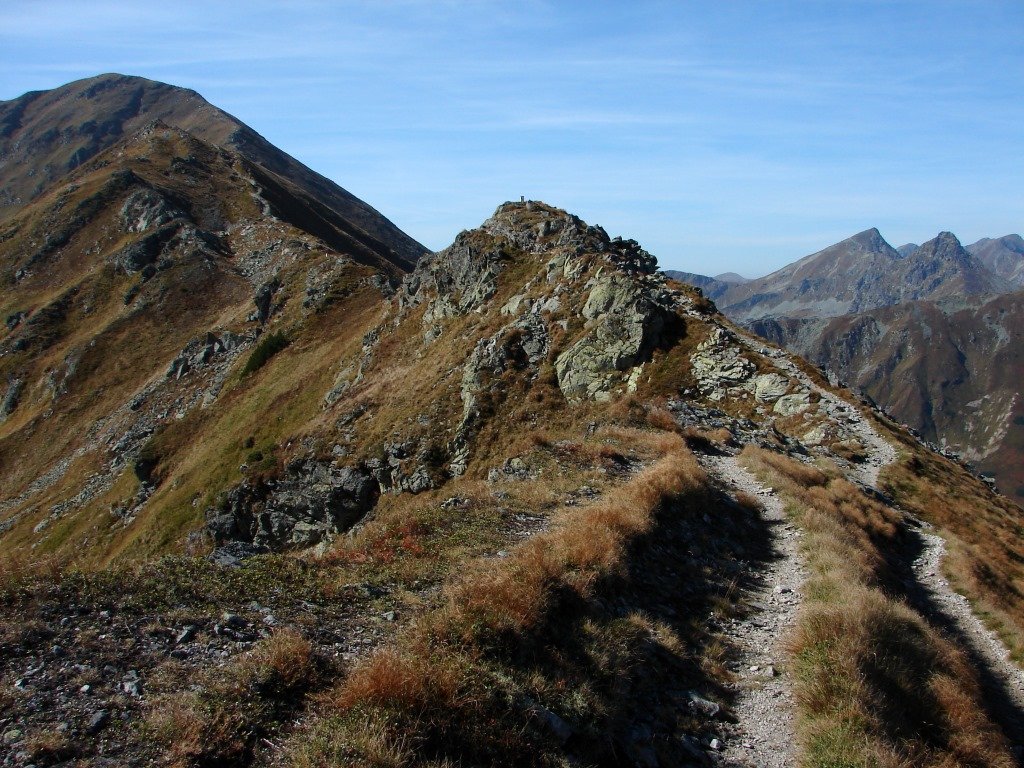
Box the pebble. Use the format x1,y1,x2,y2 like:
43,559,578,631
175,625,196,644
709,738,722,750
87,709,110,734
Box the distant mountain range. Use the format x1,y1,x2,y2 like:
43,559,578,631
668,228,1024,498
668,229,1014,322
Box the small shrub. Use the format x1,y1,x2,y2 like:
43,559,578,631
241,330,290,377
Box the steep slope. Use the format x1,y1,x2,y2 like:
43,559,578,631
680,229,1013,322
0,119,414,561
3,201,1024,768
0,73,425,267
968,235,1024,287
750,290,1024,498
670,230,1021,496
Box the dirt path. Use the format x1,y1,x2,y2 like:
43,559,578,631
909,518,1024,743
737,328,1024,749
743,335,897,490
698,453,806,767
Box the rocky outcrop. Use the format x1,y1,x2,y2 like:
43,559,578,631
111,218,223,280
399,231,507,332
451,313,551,473
689,327,756,400
365,440,443,494
206,459,377,549
556,272,683,403
0,378,24,421
166,331,248,380
119,187,183,233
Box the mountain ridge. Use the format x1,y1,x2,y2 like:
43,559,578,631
2,74,1024,768
669,228,1014,322
0,73,426,268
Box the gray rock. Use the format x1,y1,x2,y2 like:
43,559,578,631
556,274,679,402
774,392,811,416
525,700,573,743
253,279,281,324
751,372,790,402
206,460,378,550
690,326,756,394
120,187,181,233
175,625,196,644
87,709,110,734
686,691,721,718
0,377,24,420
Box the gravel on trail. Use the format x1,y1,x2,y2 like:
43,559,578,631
698,454,806,768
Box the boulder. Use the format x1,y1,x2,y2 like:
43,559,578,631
774,392,811,416
751,373,790,402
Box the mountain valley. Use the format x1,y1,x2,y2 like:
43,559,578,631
669,228,1024,499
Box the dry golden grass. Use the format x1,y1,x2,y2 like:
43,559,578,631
879,439,1024,665
287,429,705,767
23,729,74,762
742,446,1016,768
147,627,321,766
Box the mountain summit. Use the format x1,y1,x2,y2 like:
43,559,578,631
674,228,1013,322
0,73,425,266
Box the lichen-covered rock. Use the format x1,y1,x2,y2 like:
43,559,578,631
774,392,811,416
400,231,506,322
119,187,183,233
750,373,790,402
450,314,551,473
690,327,756,395
555,274,677,403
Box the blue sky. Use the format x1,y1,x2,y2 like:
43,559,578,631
1,1,1021,276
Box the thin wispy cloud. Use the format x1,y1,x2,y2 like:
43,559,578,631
1,0,1020,274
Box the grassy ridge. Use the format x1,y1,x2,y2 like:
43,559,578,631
283,430,715,767
741,447,1015,768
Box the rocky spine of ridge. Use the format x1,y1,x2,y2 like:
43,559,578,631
202,201,939,555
